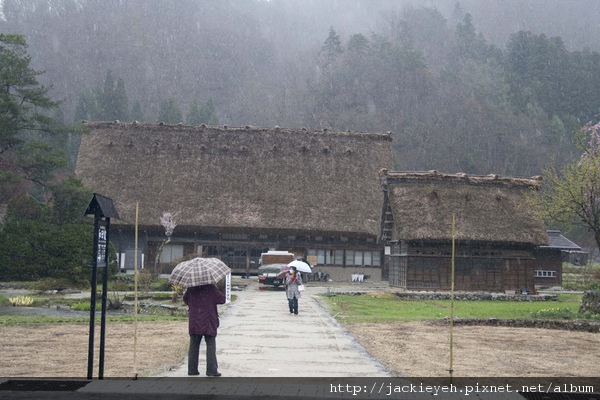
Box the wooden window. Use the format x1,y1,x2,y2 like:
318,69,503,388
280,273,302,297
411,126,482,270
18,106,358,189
334,250,344,265
346,250,355,266
372,251,381,266
535,270,556,277
160,244,184,263
364,251,372,266
317,249,326,265
354,251,363,265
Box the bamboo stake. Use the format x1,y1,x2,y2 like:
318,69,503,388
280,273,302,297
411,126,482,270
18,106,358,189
449,213,456,382
133,201,139,379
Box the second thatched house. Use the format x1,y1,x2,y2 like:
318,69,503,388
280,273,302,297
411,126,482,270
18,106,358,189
75,122,393,280
380,170,549,292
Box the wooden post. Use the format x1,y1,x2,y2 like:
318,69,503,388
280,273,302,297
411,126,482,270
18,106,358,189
449,213,456,382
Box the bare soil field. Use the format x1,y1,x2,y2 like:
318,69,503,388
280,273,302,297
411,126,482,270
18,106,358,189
0,322,189,378
343,321,600,377
1,319,599,378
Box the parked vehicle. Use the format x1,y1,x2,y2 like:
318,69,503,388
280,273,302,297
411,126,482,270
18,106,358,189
258,271,285,288
257,251,293,289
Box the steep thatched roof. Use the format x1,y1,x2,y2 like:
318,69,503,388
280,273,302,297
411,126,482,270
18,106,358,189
75,122,393,237
380,170,548,245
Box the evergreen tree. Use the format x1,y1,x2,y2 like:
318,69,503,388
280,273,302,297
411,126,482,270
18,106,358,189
130,100,144,122
504,31,570,119
455,13,489,62
0,35,96,283
200,99,219,125
0,34,68,206
98,70,129,121
187,99,202,125
98,69,116,120
158,98,183,124
347,33,370,57
73,88,99,122
113,77,129,121
320,26,343,68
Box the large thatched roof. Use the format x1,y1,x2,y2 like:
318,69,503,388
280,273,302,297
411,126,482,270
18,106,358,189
380,170,548,245
75,122,393,237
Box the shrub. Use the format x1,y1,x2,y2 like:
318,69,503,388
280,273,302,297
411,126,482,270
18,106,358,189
172,284,184,302
8,295,34,306
30,278,74,292
531,308,575,319
152,293,172,300
71,301,102,311
108,280,130,292
151,278,173,292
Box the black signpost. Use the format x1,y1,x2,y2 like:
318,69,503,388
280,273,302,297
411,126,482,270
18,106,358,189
85,193,119,380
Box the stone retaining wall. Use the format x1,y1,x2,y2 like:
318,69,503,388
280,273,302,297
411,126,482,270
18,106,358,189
432,317,600,333
579,290,600,314
0,282,30,290
393,292,558,301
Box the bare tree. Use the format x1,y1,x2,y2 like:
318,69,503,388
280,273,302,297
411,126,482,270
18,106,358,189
153,212,178,275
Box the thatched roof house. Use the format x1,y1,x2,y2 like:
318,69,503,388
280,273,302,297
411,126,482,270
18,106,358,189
380,170,548,244
380,170,549,291
76,122,393,278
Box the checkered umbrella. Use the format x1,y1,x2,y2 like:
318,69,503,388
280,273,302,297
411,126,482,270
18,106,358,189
168,257,231,288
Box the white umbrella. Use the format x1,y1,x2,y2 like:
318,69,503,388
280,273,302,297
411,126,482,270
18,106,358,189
287,259,312,273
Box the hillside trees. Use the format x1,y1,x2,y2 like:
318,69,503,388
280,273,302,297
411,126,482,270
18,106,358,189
504,31,600,128
3,1,600,177
74,70,130,122
300,10,558,176
1,0,270,126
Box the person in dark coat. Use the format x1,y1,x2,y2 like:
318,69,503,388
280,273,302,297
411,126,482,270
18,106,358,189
183,284,226,376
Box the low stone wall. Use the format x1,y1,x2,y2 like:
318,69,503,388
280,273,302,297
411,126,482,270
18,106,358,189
579,290,600,314
393,292,558,301
0,282,30,290
432,317,600,333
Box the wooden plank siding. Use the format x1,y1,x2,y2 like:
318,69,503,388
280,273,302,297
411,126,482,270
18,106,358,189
397,256,534,292
388,241,536,292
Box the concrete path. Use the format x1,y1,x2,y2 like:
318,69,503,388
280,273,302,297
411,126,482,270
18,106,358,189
155,278,391,377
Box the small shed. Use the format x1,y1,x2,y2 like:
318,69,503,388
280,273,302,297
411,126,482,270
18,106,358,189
534,230,583,287
380,170,548,292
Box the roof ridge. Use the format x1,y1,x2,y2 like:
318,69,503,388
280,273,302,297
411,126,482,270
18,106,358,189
82,121,393,140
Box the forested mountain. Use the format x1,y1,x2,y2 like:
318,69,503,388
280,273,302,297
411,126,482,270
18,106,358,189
2,0,600,177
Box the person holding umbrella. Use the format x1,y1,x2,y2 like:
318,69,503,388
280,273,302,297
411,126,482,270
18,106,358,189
184,284,226,376
285,266,303,315
169,257,231,377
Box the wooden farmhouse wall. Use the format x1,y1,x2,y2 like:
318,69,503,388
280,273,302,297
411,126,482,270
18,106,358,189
388,241,536,292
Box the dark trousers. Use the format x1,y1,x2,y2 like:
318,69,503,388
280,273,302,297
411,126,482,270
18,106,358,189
188,334,218,375
288,296,298,314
